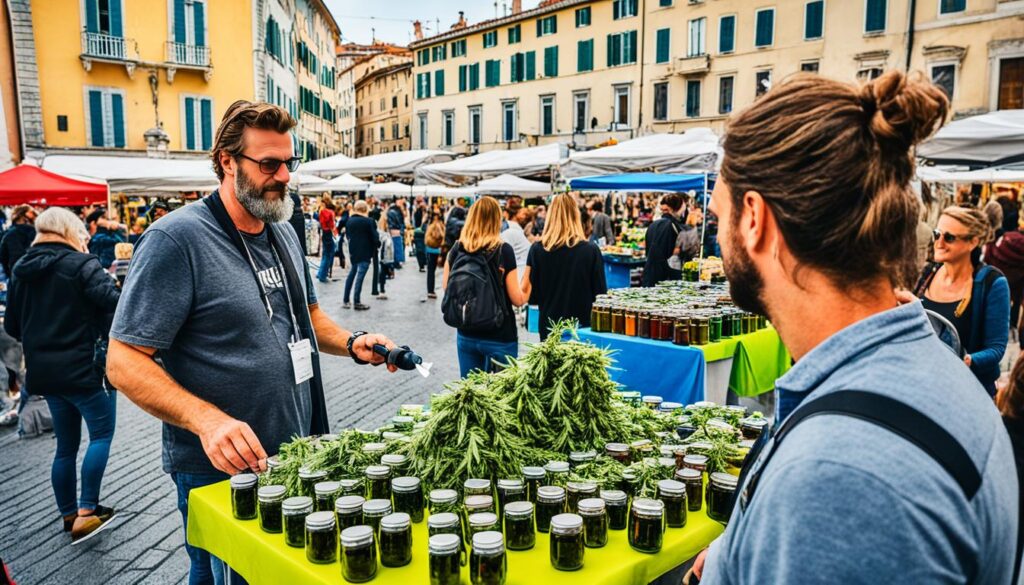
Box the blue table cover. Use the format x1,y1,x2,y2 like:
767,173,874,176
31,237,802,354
603,255,645,289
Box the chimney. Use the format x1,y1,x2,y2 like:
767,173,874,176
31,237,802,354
413,20,423,40
451,11,467,30
511,0,522,14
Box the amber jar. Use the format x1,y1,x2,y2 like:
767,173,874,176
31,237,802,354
648,313,661,340
624,309,638,337
672,316,690,346
659,312,676,341
637,310,651,338
694,317,710,345
611,307,625,335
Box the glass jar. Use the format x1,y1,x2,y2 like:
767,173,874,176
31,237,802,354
658,457,677,477
469,531,506,585
642,395,663,410
577,498,608,548
522,467,546,504
364,465,392,501
335,495,365,533
549,513,585,571
464,478,492,499
620,469,639,497
381,453,410,478
673,316,691,346
707,472,739,525
340,525,377,583
637,310,651,338
611,306,625,335
743,313,755,334
257,484,286,533
624,308,638,336
496,479,525,517
230,473,259,520
362,498,392,537
675,468,703,512
429,533,462,585
694,316,711,345
298,467,327,500
709,314,723,342
391,415,414,432
600,490,629,531
605,442,631,465
544,461,570,486
380,512,413,567
464,495,496,516
721,311,734,337
657,311,675,341
305,511,338,564
502,501,535,551
314,481,341,513
682,453,709,473
628,498,665,554
568,450,597,469
657,479,687,529
282,496,314,548
362,442,387,459
429,488,461,515
630,439,655,462
648,312,662,340
590,304,601,332
535,486,566,533
740,417,769,440
565,481,598,514
340,478,364,497
428,512,463,542
468,512,499,541
392,476,425,523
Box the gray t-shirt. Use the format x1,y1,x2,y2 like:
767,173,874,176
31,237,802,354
110,201,318,476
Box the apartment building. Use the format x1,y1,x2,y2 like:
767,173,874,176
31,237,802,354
254,0,300,143
294,0,342,160
350,47,413,156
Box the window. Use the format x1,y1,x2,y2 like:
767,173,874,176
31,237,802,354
719,76,734,114
656,29,671,64
930,63,956,100
540,95,555,136
660,0,673,5
573,91,590,133
380,98,385,111
416,72,431,99
719,15,736,54
613,0,638,20
686,80,701,118
392,96,398,109
544,46,558,77
755,8,775,47
380,126,385,141
613,85,630,128
801,60,820,72
537,15,557,37
434,70,445,96
265,16,284,62
577,39,594,72
805,1,824,40
653,82,668,121
999,57,1024,110
939,0,965,15
442,111,454,147
417,112,427,148
688,18,706,57
451,39,467,57
468,106,482,144
508,24,521,44
483,30,497,48
432,44,447,62
459,64,480,92
392,122,399,140
170,0,207,57
485,59,501,87
502,101,517,142
510,52,536,83
857,67,883,80
85,0,124,37
85,86,127,148
756,70,772,96
180,95,213,151
865,0,886,33
607,30,638,67
417,49,430,66
575,7,591,27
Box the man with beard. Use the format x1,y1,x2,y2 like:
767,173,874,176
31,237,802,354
106,101,399,585
641,194,685,286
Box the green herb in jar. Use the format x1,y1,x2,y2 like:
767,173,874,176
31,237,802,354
577,498,608,548
604,443,631,465
464,495,495,516
657,479,687,528
391,476,425,523
314,481,341,513
340,478,364,496
257,484,286,533
568,450,597,469
468,512,499,540
362,498,392,538
364,465,391,500
535,486,566,533
675,468,703,512
230,473,259,520
283,496,313,548
707,472,739,525
600,490,628,530
565,481,598,514
549,513,585,571
379,512,413,567
298,467,328,500
469,531,506,585
464,478,492,498
335,495,365,533
305,511,338,564
429,533,462,585
495,479,525,518
340,525,377,583
428,512,463,540
502,501,535,551
429,489,461,515
544,461,570,487
522,467,546,504
620,469,638,497
381,453,410,478
739,416,769,440
628,499,664,554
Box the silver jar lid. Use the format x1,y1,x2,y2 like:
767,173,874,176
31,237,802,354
604,442,629,453
565,481,598,494
496,479,524,491
710,472,739,490
675,468,702,481
362,499,392,516
503,501,533,517
391,476,421,493
631,498,665,518
544,461,570,473
314,481,341,496
381,453,408,466
230,473,258,489
522,466,546,479
599,490,627,504
266,455,281,470
468,512,498,527
642,395,664,404
577,498,606,515
298,467,327,480
381,431,406,441
429,533,462,555
536,486,566,502
569,450,597,462
258,484,287,502
464,478,491,492
361,442,387,453
683,454,709,465
657,479,686,496
365,465,391,479
471,531,504,555
335,495,365,513
429,488,458,503
340,525,374,548
380,512,411,531
659,401,683,411
305,510,336,531
427,512,460,529
550,513,584,534
282,496,313,513
658,457,677,470
340,478,363,489
464,495,494,511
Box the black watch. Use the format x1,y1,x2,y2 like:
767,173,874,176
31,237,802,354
347,331,369,364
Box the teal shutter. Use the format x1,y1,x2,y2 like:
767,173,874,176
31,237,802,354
656,29,670,63
551,17,557,34
184,97,196,150
719,16,735,53
88,90,104,146
459,65,467,92
85,0,99,33
544,46,558,77
536,19,542,37
111,93,125,147
607,34,616,67
865,0,886,32
526,51,536,80
200,99,212,150
109,0,123,36
627,31,637,63
510,53,519,82
756,10,774,46
435,70,445,96
174,0,187,43
941,0,965,13
193,1,205,46
805,1,823,39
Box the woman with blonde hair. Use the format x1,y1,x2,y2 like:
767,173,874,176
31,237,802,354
442,196,526,376
913,205,1010,395
522,194,607,340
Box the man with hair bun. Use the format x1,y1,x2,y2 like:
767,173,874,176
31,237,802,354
641,193,685,286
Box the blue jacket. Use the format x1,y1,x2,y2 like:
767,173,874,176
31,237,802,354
386,205,404,231
967,264,1010,394
346,215,379,264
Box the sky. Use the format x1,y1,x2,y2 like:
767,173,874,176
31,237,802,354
324,0,527,46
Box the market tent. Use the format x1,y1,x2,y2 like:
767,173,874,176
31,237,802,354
0,164,108,206
467,174,552,195
322,173,369,191
570,172,713,193
290,173,328,194
42,154,218,193
366,181,415,197
560,129,721,178
299,150,455,179
918,109,1024,166
415,143,565,185
917,165,1024,183
417,184,476,198
296,152,354,175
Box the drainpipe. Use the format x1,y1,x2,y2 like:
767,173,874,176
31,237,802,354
905,0,917,70
635,0,646,138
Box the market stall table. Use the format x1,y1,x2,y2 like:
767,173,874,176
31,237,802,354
603,254,645,289
188,480,724,585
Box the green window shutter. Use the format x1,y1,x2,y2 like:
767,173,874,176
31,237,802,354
200,99,212,150
544,46,558,77
470,63,479,89
85,0,99,33
109,0,123,36
526,51,536,80
941,0,965,13
719,16,735,53
184,97,196,150
89,90,104,146
656,29,670,63
510,53,519,83
660,0,672,6
111,93,125,147
459,65,467,92
607,34,617,67
756,10,774,46
627,31,637,63
551,17,557,34
174,0,187,43
805,1,823,39
193,1,205,46
865,0,886,32
435,70,445,96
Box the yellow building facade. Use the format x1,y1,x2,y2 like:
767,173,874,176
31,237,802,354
293,0,342,161
354,53,413,157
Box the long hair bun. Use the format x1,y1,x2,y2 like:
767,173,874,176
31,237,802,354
859,71,949,155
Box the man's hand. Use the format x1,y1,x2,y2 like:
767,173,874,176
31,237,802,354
693,548,709,579
196,411,268,475
351,333,399,372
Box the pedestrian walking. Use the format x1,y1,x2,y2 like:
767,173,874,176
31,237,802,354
0,205,37,279
105,101,399,585
343,200,379,311
997,356,1024,576
987,216,1024,336
442,196,527,377
500,199,530,276
588,201,615,246
315,194,337,283
522,194,606,340
376,214,394,300
4,207,121,544
423,212,444,301
642,194,685,286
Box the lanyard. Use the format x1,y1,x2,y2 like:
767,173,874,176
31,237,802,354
238,228,303,342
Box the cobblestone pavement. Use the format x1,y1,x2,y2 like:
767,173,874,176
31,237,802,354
0,257,538,585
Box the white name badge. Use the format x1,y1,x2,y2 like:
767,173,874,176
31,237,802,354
288,338,314,385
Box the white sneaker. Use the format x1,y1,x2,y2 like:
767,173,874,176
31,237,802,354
342,303,352,309
378,294,388,300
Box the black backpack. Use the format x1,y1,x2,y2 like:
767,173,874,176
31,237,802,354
441,243,507,333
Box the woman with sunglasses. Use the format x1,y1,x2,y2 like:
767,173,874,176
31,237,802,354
913,206,1010,396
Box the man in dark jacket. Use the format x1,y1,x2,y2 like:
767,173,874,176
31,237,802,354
343,200,380,310
987,227,1024,336
386,199,406,269
445,206,467,251
642,194,685,286
589,201,615,246
0,205,37,279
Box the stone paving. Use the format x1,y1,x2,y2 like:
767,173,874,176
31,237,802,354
0,257,538,585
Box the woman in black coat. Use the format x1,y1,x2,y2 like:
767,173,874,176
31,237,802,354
4,207,121,543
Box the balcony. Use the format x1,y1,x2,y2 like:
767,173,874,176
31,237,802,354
673,54,711,77
80,32,139,77
165,42,213,82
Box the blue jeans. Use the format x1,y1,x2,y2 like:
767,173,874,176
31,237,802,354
344,260,370,304
44,389,117,516
316,233,336,282
172,471,248,585
392,235,406,265
456,333,518,378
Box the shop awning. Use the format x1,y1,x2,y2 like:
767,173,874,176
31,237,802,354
918,109,1024,166
322,173,370,192
415,143,566,185
0,164,108,206
41,154,219,193
300,150,455,179
561,129,721,178
465,174,552,195
290,173,328,194
570,172,713,193
917,165,1024,183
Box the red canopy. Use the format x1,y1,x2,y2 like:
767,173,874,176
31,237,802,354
0,164,107,207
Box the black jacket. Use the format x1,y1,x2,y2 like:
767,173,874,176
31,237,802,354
445,207,467,249
4,243,120,395
0,223,35,278
346,215,380,264
643,215,683,286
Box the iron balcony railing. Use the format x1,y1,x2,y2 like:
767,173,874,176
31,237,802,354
166,41,211,68
81,32,131,60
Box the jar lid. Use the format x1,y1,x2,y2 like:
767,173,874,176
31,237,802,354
659,401,683,411
577,498,606,514
381,453,408,465
471,531,504,555
642,395,664,404
657,479,686,496
621,469,637,480
362,442,387,452
660,445,681,457
503,501,533,517
340,478,363,489
657,457,677,469
365,465,391,479
536,486,566,501
266,455,281,470
381,512,411,531
229,473,258,489
604,442,629,453
630,439,652,449
569,450,597,461
632,498,665,518
468,512,497,527
464,478,491,491
429,489,459,503
683,454,709,465
522,466,546,479
550,513,583,534
675,468,701,481
427,512,460,529
726,405,748,414
429,533,462,555
314,481,341,496
392,415,414,424
497,479,524,490
464,495,494,510
566,481,597,494
381,431,406,441
693,401,716,408
258,484,287,501
544,461,570,473
741,417,768,428
298,467,327,480
282,496,313,512
341,525,374,547
335,495,365,513
599,490,627,504
362,499,392,515
391,476,421,492
305,510,336,530
710,472,740,490
739,439,756,450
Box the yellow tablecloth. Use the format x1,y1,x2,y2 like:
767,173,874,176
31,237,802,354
188,481,724,585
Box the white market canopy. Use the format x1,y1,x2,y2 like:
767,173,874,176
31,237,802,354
560,129,721,178
415,143,565,186
917,109,1024,167
41,154,219,193
322,173,370,191
366,181,416,197
290,173,328,194
297,152,355,175
299,150,455,179
468,174,552,195
917,165,1024,184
